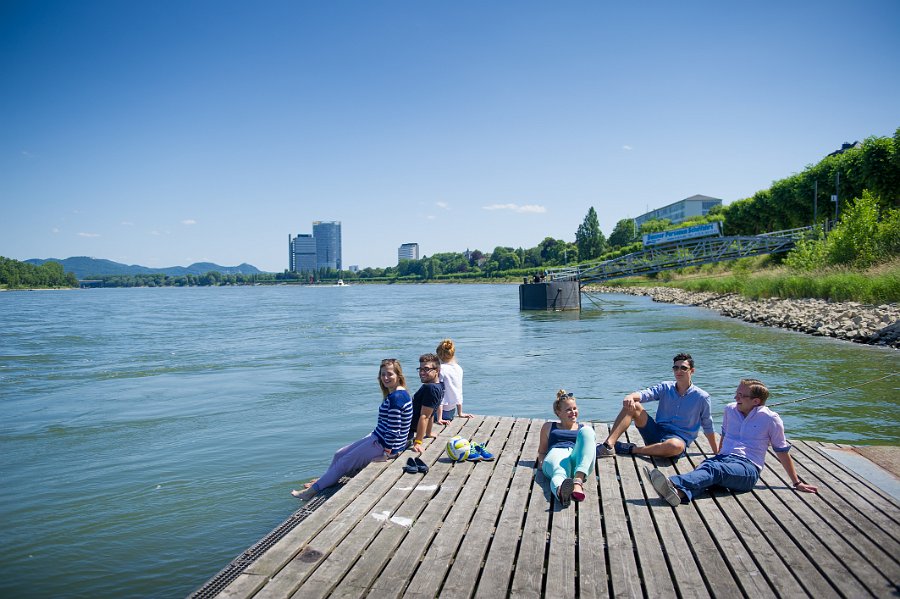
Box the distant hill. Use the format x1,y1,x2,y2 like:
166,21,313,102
25,257,265,279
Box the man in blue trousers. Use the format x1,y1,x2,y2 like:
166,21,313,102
645,378,818,506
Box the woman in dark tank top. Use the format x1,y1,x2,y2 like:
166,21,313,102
536,390,596,507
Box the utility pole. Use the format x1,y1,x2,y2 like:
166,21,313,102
813,180,818,226
832,171,840,222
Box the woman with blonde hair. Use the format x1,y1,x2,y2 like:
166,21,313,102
292,358,412,500
536,390,596,507
435,339,472,424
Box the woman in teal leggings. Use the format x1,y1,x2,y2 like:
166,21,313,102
536,390,596,507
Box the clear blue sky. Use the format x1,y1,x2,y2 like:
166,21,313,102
2,1,898,271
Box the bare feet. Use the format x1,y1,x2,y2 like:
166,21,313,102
291,482,318,501
291,487,317,500
303,478,318,490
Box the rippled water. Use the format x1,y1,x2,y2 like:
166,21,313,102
1,285,897,597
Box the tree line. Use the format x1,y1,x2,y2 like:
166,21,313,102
0,257,78,289
4,128,896,289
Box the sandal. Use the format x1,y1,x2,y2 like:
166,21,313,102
572,480,585,502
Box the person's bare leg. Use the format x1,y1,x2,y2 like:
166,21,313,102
603,403,648,445
633,438,685,458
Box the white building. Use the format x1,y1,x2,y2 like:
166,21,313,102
398,243,419,263
634,194,723,228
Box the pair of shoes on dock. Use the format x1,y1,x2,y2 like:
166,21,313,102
404,457,429,474
466,442,495,462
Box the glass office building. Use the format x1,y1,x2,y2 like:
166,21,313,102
312,221,342,271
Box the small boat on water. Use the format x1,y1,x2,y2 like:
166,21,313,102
334,279,349,287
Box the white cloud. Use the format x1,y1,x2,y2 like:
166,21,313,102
52,227,60,234
121,221,134,226
22,150,34,158
436,201,449,210
482,203,547,214
150,230,162,236
622,145,633,151
181,219,197,225
78,232,100,238
426,215,436,220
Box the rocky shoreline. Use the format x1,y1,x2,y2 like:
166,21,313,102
587,285,900,349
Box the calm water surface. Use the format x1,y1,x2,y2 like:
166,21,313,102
1,285,897,597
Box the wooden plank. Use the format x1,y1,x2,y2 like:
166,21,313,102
756,461,898,597
297,421,467,599
673,456,809,598
653,438,742,599
205,419,900,599
508,418,552,599
440,417,525,597
618,429,677,598
365,417,485,599
576,425,607,599
794,442,900,541
242,456,395,580
545,477,576,599
475,419,543,599
254,418,472,599
594,425,641,598
404,417,506,598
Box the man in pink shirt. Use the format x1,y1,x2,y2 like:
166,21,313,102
645,378,818,506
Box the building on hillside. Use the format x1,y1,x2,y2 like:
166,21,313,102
312,221,342,271
634,194,723,229
289,233,317,273
398,243,419,263
827,141,861,157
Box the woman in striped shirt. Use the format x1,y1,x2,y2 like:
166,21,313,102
292,358,413,500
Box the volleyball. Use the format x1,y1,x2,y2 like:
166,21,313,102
446,436,471,461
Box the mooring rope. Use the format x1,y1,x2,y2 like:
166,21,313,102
766,372,898,408
583,371,898,423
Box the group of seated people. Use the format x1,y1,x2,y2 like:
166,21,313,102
293,350,818,508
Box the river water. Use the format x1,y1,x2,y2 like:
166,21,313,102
1,284,897,597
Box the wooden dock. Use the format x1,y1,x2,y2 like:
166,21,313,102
201,416,900,598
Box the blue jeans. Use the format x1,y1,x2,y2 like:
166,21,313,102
670,454,759,503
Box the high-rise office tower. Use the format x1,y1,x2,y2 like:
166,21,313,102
289,233,317,273
312,221,342,271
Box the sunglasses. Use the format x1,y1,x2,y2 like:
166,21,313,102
672,365,691,371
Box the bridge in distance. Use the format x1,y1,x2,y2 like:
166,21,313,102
521,225,814,310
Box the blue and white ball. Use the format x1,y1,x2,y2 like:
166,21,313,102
446,436,471,462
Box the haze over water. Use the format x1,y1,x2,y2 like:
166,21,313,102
1,284,897,597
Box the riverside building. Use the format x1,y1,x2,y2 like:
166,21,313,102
289,233,317,273
398,243,419,263
288,221,342,273
634,194,722,229
313,221,342,271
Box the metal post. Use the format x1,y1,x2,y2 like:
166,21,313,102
834,171,840,221
813,180,818,225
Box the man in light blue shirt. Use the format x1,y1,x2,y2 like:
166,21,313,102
597,353,718,459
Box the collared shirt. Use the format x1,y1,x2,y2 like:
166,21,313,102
719,403,791,471
638,381,714,444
